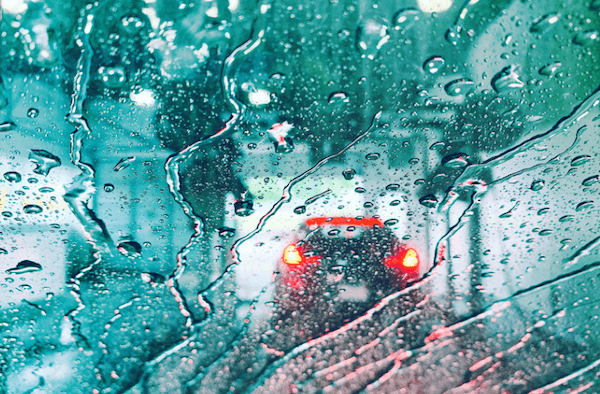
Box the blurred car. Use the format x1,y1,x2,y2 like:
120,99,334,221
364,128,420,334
274,216,420,318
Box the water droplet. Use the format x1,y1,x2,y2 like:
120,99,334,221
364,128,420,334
0,248,7,254
98,66,127,89
2,211,12,217
328,229,341,236
531,179,545,191
120,15,145,34
342,168,356,180
390,200,401,206
409,158,420,165
419,195,438,208
365,152,380,160
104,183,115,192
444,79,475,96
27,178,38,183
23,204,42,214
445,25,462,45
217,227,236,238
384,218,399,226
386,184,400,191
356,18,390,60
539,62,562,77
363,201,374,208
423,56,445,74
559,215,575,223
114,156,136,172
294,206,307,215
539,229,554,236
328,91,349,105
0,121,17,132
392,8,420,30
18,284,32,291
537,207,550,215
247,143,257,150
530,13,561,33
576,201,594,212
141,272,165,285
573,30,599,45
6,260,42,274
582,175,599,186
234,199,254,217
28,149,61,176
3,171,22,183
27,108,39,118
117,240,142,257
354,187,366,193
492,65,525,93
39,187,54,193
442,153,470,168
429,141,445,151
571,155,591,166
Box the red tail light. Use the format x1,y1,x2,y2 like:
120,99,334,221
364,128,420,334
384,248,419,270
283,245,302,265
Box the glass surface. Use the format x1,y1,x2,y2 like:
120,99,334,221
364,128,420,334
1,0,600,392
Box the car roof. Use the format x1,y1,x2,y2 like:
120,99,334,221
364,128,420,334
305,217,384,227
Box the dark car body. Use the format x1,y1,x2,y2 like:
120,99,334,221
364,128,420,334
272,217,420,330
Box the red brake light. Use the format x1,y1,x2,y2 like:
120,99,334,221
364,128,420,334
384,248,419,269
283,245,302,265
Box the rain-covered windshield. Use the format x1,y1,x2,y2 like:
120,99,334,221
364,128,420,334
1,0,600,392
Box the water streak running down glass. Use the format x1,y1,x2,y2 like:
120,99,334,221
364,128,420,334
1,0,600,392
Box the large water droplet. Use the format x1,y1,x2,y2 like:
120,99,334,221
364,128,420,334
582,175,599,186
492,65,525,93
442,153,470,168
365,152,380,160
384,218,399,226
6,260,42,274
104,183,115,192
444,79,475,96
27,108,39,118
571,155,591,166
392,8,420,30
531,179,545,191
386,184,400,191
3,171,22,183
559,215,575,223
539,229,554,236
328,91,349,105
24,204,43,214
419,195,438,208
217,227,236,238
539,62,562,77
423,56,445,74
234,199,254,217
576,201,594,212
141,272,165,286
356,18,390,60
342,168,356,180
573,30,599,45
98,66,127,89
0,121,17,132
117,240,142,257
530,13,561,33
29,149,61,176
294,206,307,215
114,156,136,172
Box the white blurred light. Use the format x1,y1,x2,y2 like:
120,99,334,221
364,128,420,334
2,0,28,14
130,89,156,107
248,89,271,106
417,0,453,13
